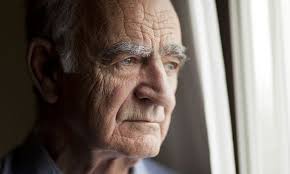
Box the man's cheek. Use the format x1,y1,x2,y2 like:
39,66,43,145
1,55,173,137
99,75,137,113
85,77,125,123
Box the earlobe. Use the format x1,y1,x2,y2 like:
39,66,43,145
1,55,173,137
27,38,60,104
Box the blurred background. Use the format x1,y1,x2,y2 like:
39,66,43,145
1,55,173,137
0,0,36,157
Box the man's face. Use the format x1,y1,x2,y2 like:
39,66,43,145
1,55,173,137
60,0,185,158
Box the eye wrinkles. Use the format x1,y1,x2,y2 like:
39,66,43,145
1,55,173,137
99,41,188,67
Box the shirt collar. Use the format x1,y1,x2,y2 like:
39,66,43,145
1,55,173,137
131,160,150,174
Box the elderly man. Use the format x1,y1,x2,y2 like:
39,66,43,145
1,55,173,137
0,0,187,173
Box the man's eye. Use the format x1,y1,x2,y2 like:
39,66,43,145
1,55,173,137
120,57,138,65
164,62,179,72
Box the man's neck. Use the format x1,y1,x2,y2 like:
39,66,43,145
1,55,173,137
33,121,139,174
54,146,138,174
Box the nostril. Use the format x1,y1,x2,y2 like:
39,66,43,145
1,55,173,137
134,85,157,105
140,97,151,103
136,95,154,105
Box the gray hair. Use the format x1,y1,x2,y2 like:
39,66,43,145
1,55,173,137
26,0,79,72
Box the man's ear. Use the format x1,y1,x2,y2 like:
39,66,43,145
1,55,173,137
27,38,61,104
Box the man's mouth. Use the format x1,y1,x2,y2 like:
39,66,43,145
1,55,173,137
125,120,160,124
119,120,161,135
124,115,165,123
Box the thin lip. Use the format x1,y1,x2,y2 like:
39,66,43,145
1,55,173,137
124,119,162,123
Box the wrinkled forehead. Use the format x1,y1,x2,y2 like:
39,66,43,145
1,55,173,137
79,0,182,53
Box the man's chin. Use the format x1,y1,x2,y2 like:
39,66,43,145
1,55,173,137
104,131,163,158
118,122,163,157
116,134,162,158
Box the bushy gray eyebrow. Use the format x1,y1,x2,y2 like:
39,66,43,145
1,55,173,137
100,41,188,65
101,42,153,64
160,44,188,64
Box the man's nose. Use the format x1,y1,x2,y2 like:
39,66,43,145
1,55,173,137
134,58,176,109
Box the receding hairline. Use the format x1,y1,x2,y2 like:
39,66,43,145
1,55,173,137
25,0,183,72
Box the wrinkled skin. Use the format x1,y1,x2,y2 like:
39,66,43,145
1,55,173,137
68,0,182,156
28,0,183,173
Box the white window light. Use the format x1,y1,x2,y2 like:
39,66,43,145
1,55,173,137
230,0,290,173
187,0,236,174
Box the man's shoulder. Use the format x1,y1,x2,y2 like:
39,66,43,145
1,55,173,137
0,157,3,172
0,143,61,174
0,145,34,174
0,149,15,174
0,156,3,170
134,159,176,174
